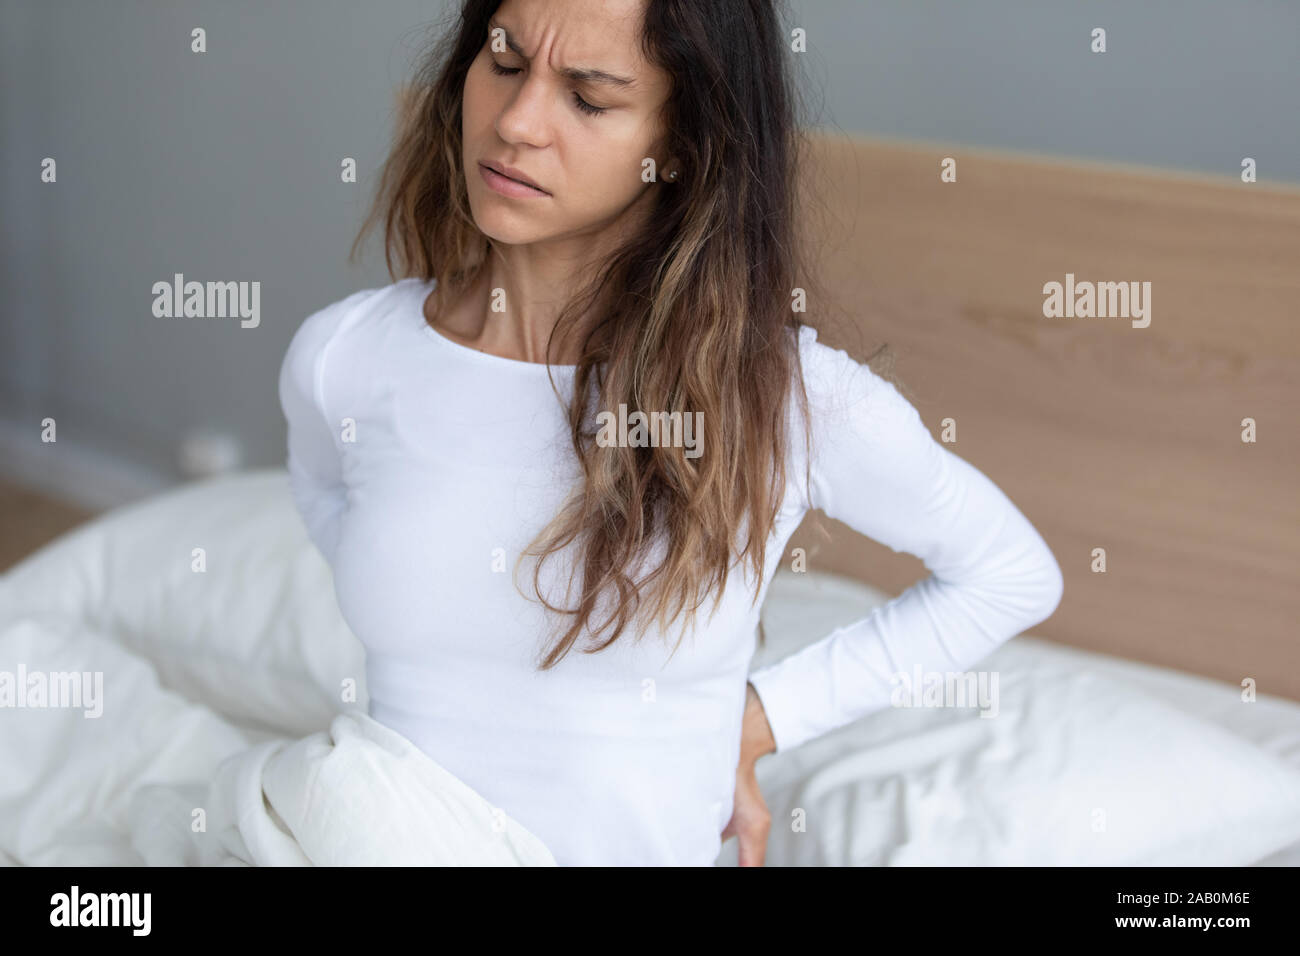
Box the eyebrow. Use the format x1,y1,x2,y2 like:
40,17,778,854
488,20,638,89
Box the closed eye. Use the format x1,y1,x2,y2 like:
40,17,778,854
488,61,608,116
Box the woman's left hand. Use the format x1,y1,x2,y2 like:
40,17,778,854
721,682,777,866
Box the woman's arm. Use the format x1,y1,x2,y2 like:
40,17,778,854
277,291,374,566
746,329,1064,755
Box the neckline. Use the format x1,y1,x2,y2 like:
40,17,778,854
411,277,578,374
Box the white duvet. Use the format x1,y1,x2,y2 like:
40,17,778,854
0,471,555,866
2,469,1299,866
131,710,555,866
0,611,553,866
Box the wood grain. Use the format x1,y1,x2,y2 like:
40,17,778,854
787,133,1300,701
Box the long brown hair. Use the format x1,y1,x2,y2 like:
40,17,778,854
351,0,878,668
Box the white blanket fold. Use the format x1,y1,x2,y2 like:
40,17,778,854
0,607,555,867
127,710,557,867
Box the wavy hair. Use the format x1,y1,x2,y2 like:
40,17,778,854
351,0,880,668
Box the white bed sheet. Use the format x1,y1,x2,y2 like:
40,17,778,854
747,568,1300,866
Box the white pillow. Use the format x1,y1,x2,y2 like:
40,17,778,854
722,570,1300,866
0,469,364,737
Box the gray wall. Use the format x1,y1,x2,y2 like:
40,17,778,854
807,0,1300,179
2,0,1297,506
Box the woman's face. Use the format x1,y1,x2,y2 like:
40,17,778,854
462,0,674,248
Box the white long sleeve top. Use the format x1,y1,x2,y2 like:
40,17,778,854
278,276,1064,866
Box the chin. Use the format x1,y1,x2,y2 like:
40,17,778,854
465,197,526,242
465,205,520,244
470,215,538,247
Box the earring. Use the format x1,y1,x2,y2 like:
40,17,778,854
666,169,678,181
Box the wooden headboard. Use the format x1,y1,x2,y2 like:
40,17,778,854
787,133,1300,701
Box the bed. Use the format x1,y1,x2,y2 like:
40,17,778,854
2,469,1297,866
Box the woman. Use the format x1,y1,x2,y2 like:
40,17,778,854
279,0,1063,867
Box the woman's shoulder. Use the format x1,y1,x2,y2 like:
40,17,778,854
288,279,419,351
282,279,428,371
279,280,420,408
784,325,936,514
789,323,913,430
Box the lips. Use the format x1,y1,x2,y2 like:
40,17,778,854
481,160,547,194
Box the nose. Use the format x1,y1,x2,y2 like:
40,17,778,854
494,70,553,148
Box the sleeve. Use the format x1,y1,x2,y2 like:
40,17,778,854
746,329,1065,754
277,290,373,566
